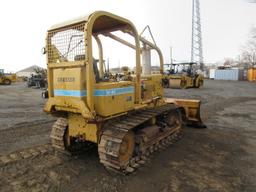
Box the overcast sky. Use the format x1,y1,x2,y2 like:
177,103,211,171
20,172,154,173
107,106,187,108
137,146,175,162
0,0,256,72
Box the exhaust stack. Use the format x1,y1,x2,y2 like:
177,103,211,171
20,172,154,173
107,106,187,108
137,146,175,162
142,44,151,75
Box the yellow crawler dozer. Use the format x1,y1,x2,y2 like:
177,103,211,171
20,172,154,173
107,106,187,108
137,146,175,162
44,11,206,173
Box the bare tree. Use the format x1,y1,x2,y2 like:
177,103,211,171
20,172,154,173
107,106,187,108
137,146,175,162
223,58,235,67
240,27,256,68
34,67,47,78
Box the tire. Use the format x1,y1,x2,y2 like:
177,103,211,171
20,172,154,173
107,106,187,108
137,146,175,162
180,80,187,89
162,78,169,88
42,90,49,99
195,79,203,88
4,79,11,85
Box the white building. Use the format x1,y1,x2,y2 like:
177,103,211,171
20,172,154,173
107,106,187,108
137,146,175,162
16,65,45,78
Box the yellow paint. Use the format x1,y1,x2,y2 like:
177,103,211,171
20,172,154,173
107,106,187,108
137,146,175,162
44,97,93,118
68,113,98,143
53,68,86,91
94,35,104,79
94,81,134,116
167,74,204,89
141,74,163,100
248,68,256,81
0,69,16,84
164,98,202,122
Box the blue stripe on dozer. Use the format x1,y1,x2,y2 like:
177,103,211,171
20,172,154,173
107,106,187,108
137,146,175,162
54,90,86,97
54,86,134,97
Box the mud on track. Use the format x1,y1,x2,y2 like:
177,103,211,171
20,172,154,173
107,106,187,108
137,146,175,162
0,80,256,192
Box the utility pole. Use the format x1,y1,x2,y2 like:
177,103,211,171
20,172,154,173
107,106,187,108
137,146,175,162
170,46,173,64
191,0,204,70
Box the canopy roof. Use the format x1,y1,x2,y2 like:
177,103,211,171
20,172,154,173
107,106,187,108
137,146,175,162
49,15,89,31
48,11,131,33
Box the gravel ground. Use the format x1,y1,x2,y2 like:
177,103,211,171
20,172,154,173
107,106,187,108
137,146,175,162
0,83,55,155
0,80,256,192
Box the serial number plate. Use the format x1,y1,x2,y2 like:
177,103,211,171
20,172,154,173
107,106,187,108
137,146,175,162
57,77,75,82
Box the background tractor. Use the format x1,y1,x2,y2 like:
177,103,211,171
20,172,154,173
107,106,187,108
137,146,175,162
27,67,47,88
44,11,205,173
163,62,204,89
0,69,16,85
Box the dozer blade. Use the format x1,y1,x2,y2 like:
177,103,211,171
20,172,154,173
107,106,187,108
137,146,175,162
164,98,206,128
